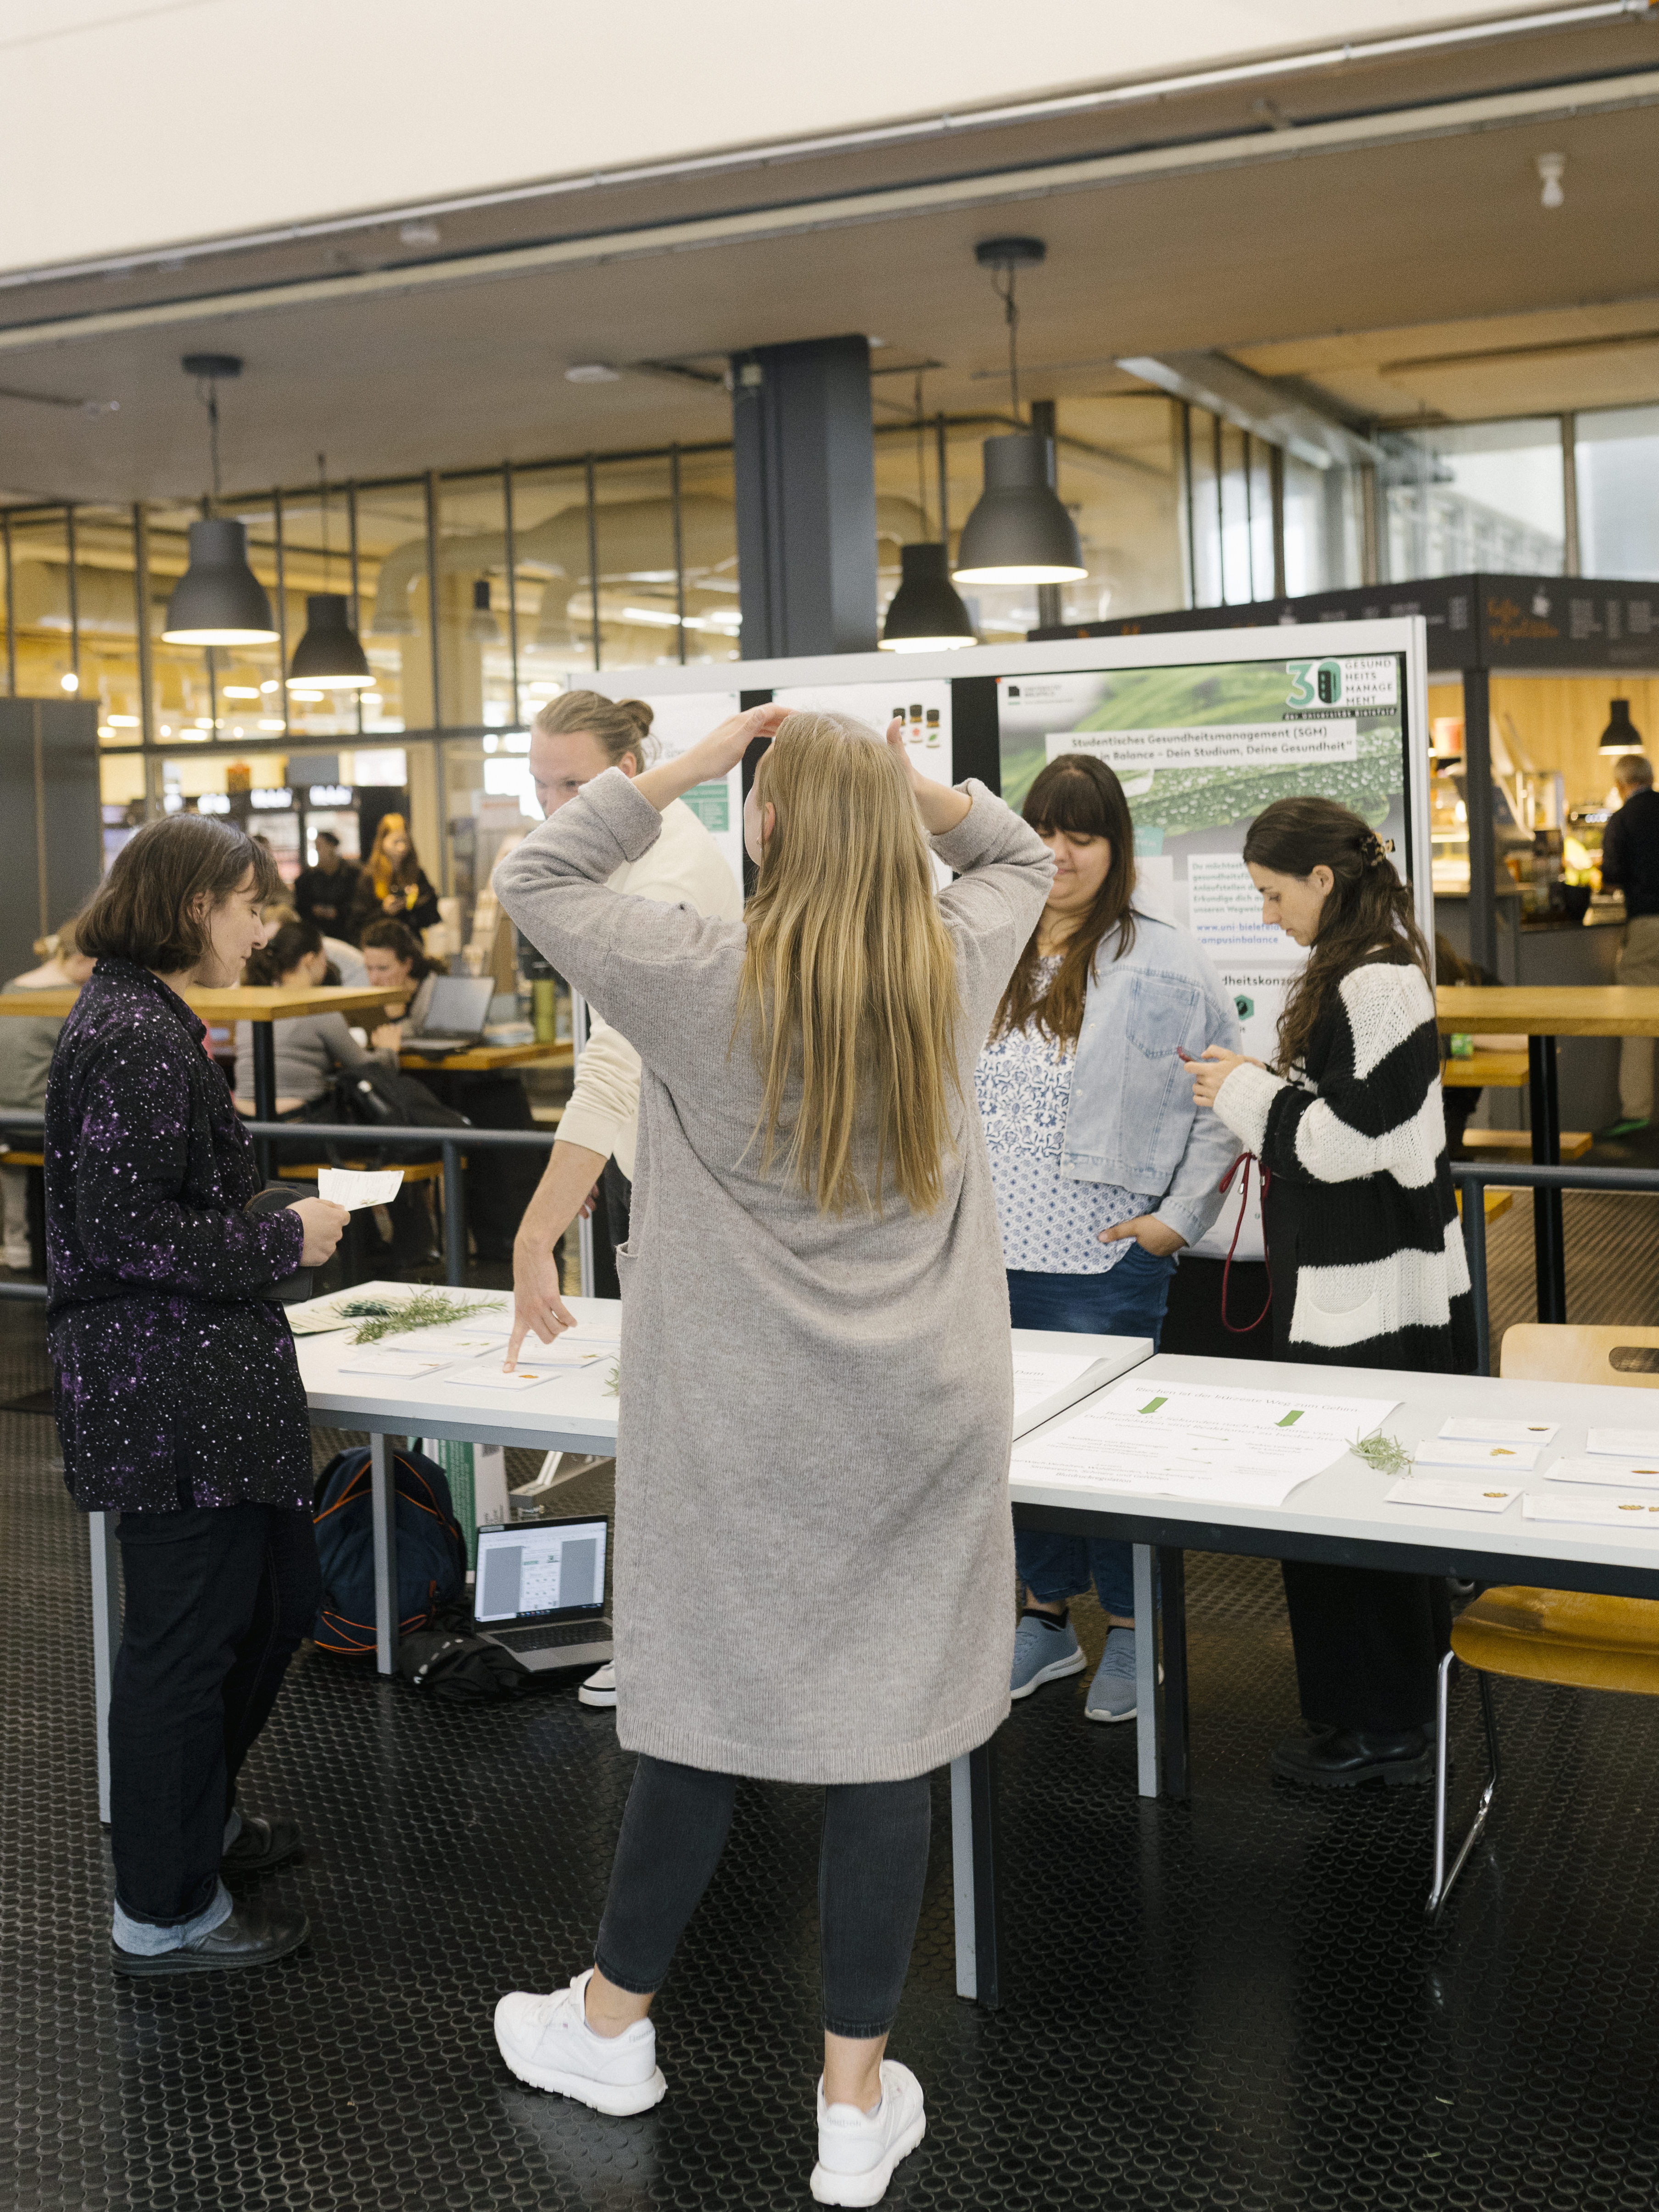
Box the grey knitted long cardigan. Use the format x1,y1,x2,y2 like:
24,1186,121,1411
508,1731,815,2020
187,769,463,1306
495,769,1053,1783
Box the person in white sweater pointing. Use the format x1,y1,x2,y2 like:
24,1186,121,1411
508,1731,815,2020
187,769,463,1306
511,692,744,1706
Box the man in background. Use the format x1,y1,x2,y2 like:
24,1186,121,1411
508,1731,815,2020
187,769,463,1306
294,831,360,944
1598,751,1659,1140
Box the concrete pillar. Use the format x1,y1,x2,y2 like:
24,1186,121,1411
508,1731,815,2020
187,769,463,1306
731,335,877,659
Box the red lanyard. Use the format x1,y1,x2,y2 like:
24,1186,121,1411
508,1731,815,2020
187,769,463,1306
1218,1151,1273,1335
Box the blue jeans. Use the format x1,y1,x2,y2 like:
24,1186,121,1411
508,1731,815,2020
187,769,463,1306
1009,1246,1177,1622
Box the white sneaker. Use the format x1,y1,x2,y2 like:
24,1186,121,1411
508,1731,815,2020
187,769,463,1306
810,2060,926,2206
493,1968,665,2116
578,1661,616,1709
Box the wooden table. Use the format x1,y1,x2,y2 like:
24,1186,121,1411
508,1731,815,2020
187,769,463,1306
1436,985,1659,1322
399,1040,572,1074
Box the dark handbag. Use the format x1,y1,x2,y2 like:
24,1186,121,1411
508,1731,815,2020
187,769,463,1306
323,1064,469,1169
244,1182,314,1306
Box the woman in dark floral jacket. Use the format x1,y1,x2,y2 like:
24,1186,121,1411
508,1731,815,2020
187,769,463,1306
46,815,346,1975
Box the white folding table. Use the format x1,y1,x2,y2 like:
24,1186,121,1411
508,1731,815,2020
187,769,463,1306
946,1350,1659,2007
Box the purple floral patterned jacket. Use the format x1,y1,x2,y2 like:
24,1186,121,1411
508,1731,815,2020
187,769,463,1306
45,959,312,1513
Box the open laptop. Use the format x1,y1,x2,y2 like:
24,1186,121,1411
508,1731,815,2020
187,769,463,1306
400,973,495,1054
471,1514,614,1674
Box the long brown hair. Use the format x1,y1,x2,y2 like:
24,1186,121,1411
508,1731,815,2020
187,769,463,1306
1243,796,1429,1072
532,689,657,770
737,712,960,1216
993,754,1137,1049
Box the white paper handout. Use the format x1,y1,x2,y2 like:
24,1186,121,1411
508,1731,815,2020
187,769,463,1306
1544,1454,1659,1491
1523,1491,1659,1529
1586,1429,1659,1459
1010,1376,1398,1510
450,1366,557,1393
337,1349,451,1377
1413,1438,1542,1472
1011,1351,1129,1439
1438,1416,1560,1445
1386,1476,1518,1514
318,1167,405,1210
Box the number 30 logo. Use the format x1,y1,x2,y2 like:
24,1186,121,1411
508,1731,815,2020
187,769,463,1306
1286,659,1344,708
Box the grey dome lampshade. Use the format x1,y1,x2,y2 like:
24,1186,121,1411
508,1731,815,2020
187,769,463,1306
880,542,977,653
161,519,278,645
952,432,1086,586
1599,698,1644,755
286,593,373,689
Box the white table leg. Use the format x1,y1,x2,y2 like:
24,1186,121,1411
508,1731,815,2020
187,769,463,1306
89,1511,122,1824
950,1754,976,2000
1134,1542,1161,1799
370,1433,399,1676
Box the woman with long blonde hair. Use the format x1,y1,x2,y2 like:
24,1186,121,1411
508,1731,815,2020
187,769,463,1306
349,810,440,937
492,704,1051,2205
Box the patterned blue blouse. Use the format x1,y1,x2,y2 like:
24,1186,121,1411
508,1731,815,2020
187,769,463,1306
975,957,1139,1274
45,959,312,1513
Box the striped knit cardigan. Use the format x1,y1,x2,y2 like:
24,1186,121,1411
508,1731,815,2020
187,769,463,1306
1211,946,1476,1373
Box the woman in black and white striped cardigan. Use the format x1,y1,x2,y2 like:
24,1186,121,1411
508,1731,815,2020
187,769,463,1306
1192,796,1475,1789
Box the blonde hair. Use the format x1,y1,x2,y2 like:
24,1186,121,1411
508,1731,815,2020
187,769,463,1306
737,712,961,1216
364,812,419,899
533,689,657,770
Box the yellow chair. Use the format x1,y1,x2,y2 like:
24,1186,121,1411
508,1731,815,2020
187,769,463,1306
1428,1324,1659,1918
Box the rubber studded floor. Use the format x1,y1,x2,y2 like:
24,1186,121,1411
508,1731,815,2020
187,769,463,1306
7,1321,1659,2206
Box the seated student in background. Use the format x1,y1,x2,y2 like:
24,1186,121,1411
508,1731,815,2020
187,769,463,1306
46,814,346,1973
359,916,440,1032
491,706,1051,2207
983,754,1240,1724
350,813,440,939
508,689,744,1704
1190,795,1475,1789
233,918,399,1113
0,919,96,1270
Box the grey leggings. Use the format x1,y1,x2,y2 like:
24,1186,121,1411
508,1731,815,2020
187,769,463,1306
595,1755,932,2039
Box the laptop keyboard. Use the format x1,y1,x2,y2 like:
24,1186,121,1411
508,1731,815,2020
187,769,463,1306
488,1621,609,1653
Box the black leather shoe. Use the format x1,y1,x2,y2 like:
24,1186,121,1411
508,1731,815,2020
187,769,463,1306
222,1813,303,1876
1273,1726,1433,1787
112,1900,310,1977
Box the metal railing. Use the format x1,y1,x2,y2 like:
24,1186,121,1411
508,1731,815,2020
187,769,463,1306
5,1121,1659,1366
1453,1159,1659,1374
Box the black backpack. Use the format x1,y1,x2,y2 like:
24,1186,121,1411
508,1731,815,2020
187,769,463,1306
312,1446,467,1656
320,1064,469,1169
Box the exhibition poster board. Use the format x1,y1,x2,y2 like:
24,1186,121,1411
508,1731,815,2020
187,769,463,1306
589,621,1431,1262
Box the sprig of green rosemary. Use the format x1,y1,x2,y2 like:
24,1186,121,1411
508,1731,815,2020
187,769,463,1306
1351,1431,1412,1477
347,1290,499,1345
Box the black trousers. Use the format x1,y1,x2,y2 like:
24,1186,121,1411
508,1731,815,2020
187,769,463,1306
111,1502,321,1925
595,1755,932,2039
1281,1561,1451,1732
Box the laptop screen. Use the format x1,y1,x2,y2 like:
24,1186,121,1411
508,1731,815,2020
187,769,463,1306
474,1518,608,1624
416,974,493,1037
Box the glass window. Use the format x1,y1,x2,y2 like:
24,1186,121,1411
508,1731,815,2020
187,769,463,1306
1575,405,1659,581
1283,454,1364,597
1379,419,1564,580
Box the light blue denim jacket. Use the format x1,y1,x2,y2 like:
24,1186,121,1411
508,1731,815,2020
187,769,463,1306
1060,910,1244,1249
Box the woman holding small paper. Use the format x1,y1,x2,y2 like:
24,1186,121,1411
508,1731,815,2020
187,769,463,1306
492,706,1051,2206
1190,794,1474,1789
982,753,1240,1725
45,814,346,1973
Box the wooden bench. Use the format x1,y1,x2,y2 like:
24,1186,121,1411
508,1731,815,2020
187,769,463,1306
0,1150,43,1168
1461,1128,1595,1162
276,1160,450,1187
1442,1051,1530,1090
1454,1187,1515,1222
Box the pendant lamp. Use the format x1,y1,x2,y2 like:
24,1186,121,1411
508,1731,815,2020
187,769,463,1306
162,356,279,646
1599,698,1644,755
881,543,976,651
952,240,1086,589
287,456,374,689
288,594,373,690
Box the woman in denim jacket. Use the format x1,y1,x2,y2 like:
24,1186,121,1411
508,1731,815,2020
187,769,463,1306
977,754,1240,1722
